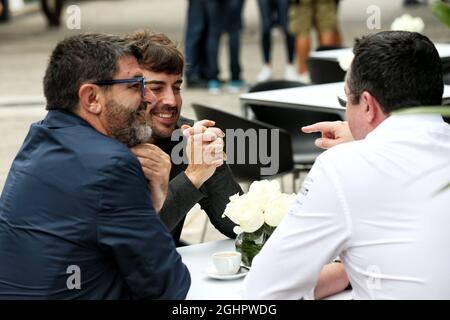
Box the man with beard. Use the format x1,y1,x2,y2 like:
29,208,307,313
0,33,190,299
126,31,243,246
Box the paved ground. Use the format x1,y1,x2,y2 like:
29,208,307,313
0,0,448,243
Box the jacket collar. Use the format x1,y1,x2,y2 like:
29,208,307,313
42,109,94,129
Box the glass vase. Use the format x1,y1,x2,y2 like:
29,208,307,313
235,223,275,267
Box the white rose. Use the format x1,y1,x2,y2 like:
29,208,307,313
264,193,296,226
390,14,424,33
222,193,241,222
248,180,282,211
223,193,265,233
237,207,265,233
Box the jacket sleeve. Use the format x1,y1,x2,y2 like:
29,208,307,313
158,172,205,232
198,164,243,239
96,154,190,300
159,164,243,239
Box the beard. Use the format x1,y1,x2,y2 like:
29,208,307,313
104,99,152,147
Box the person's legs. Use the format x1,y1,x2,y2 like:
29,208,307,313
184,0,208,86
198,26,209,82
257,0,272,65
226,0,244,82
40,0,64,27
296,36,310,75
275,0,297,80
205,0,226,92
290,0,312,76
275,0,295,64
333,0,342,46
256,0,273,81
319,32,337,46
228,31,241,81
316,0,339,47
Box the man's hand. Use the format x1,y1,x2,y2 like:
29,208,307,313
181,120,226,189
131,144,171,213
181,119,215,131
314,262,350,300
301,121,354,149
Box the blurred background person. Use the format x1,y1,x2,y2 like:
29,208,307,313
184,0,209,89
289,0,341,83
203,0,225,94
0,0,9,22
256,0,297,83
40,0,64,27
223,0,246,93
205,0,246,94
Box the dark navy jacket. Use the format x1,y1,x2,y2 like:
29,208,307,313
0,110,190,299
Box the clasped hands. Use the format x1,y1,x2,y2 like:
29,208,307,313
181,120,225,189
131,120,225,213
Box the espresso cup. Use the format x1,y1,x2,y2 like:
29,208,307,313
212,251,242,275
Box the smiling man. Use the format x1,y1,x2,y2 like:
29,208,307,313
0,33,190,299
127,31,243,245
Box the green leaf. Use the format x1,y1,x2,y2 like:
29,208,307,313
436,182,450,195
432,1,450,29
393,106,450,116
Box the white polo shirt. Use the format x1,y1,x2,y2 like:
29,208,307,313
244,114,450,300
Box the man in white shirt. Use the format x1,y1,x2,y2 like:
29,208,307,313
244,31,450,300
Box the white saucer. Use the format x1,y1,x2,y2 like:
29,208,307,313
204,267,249,280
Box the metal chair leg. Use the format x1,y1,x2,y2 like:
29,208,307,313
280,176,285,193
199,215,209,243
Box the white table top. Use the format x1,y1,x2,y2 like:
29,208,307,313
177,239,352,300
240,82,450,117
309,43,450,61
240,82,347,115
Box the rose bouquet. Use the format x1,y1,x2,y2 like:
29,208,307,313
223,180,296,266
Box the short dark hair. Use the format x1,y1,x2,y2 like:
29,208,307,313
126,30,184,75
347,31,443,113
43,33,141,111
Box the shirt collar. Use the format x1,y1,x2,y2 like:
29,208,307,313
365,113,446,142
